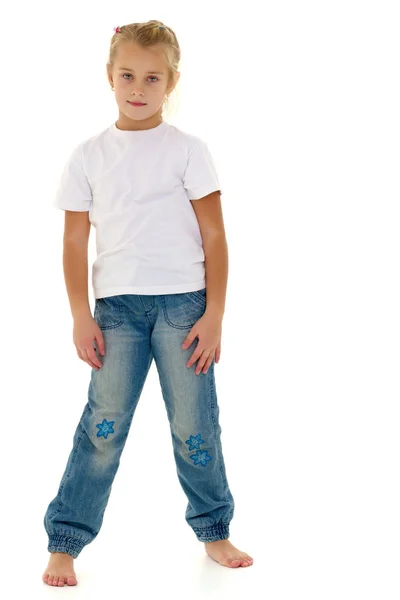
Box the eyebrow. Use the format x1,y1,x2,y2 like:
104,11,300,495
118,68,164,74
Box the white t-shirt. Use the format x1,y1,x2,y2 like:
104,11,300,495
53,120,223,299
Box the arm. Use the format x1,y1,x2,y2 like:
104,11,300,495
62,210,92,320
190,191,228,320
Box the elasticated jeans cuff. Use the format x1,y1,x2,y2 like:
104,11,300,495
47,534,86,559
192,522,230,542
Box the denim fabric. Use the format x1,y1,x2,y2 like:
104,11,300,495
43,289,235,558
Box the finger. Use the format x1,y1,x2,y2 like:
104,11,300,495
215,344,221,362
83,348,102,370
95,335,106,355
182,337,194,348
186,349,203,368
77,347,94,368
182,331,198,348
195,351,209,374
202,353,215,373
87,347,103,369
200,352,214,373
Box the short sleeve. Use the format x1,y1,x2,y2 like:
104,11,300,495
183,139,223,200
53,142,93,211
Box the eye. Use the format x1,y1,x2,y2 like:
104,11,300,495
122,73,159,82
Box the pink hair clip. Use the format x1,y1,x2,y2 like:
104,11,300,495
114,26,120,33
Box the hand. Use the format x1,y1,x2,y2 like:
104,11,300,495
73,314,106,370
181,313,222,375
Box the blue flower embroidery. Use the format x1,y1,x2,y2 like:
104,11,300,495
189,449,212,466
185,433,205,451
96,418,115,439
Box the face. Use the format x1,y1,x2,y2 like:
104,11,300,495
108,42,179,130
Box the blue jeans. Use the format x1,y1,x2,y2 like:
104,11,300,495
43,289,235,558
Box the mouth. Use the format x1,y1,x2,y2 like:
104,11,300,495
128,101,147,106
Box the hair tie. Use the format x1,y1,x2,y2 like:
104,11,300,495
114,26,120,33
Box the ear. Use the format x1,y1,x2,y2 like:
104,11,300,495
106,63,114,88
167,71,180,95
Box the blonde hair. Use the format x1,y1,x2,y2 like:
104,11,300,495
107,20,181,117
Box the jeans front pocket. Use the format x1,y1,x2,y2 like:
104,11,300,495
187,287,207,307
163,288,207,329
94,296,125,330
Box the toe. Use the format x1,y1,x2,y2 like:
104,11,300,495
58,577,65,586
241,554,254,566
244,554,253,562
52,576,59,586
228,558,241,567
67,576,78,586
47,575,53,585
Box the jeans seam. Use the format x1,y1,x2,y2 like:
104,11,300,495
48,413,87,521
208,364,229,489
138,295,155,329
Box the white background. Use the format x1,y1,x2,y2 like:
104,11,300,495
1,1,399,598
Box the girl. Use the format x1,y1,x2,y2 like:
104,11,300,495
42,20,253,587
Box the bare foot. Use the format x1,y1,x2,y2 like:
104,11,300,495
42,552,78,586
204,539,254,568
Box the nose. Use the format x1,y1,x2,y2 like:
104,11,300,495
130,88,145,98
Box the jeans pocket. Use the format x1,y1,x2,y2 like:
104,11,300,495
187,287,207,307
94,296,124,330
164,288,207,329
